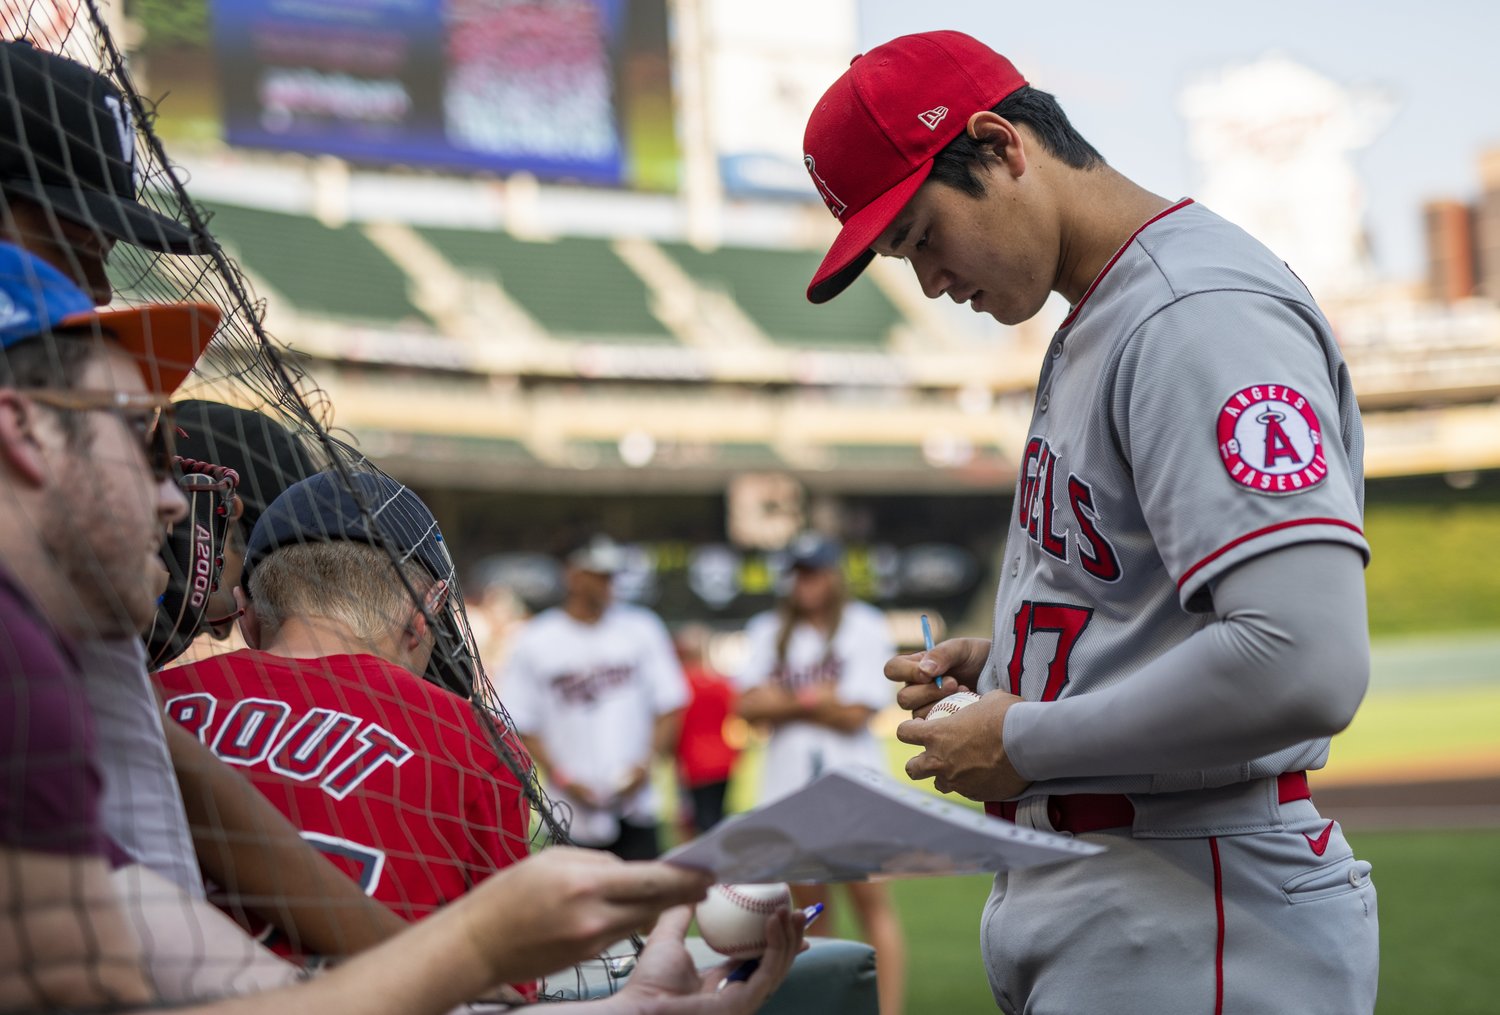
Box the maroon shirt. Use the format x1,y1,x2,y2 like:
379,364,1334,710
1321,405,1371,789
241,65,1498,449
0,565,113,861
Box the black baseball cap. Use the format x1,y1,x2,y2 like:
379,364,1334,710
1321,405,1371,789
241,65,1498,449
173,400,321,533
245,469,474,696
0,39,203,254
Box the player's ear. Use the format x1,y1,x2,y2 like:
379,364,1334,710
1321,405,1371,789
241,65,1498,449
0,391,54,488
966,111,1026,179
234,586,263,649
423,578,450,615
400,610,432,661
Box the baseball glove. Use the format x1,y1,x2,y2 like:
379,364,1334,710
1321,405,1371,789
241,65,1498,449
146,457,239,669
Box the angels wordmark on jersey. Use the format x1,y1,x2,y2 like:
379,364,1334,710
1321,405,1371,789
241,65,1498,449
1216,383,1328,495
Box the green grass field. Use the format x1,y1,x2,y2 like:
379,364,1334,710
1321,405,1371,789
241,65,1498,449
1363,501,1500,637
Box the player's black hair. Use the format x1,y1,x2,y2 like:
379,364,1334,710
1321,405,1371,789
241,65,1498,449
929,85,1106,197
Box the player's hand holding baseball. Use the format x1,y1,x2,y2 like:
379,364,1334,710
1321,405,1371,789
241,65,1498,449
598,903,806,1014
444,846,713,987
897,689,1029,802
885,636,992,716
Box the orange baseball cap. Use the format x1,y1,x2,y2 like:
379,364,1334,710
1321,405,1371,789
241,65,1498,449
0,241,218,394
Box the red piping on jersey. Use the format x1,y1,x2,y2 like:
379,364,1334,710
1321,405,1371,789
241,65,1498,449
1059,198,1195,329
1178,517,1365,590
1210,837,1225,1015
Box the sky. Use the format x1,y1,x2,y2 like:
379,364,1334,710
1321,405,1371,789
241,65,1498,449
857,0,1499,282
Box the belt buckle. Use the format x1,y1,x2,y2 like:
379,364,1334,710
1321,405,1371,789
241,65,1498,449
1013,795,1068,836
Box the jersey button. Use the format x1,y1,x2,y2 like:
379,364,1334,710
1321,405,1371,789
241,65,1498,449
1039,394,1050,412
1011,557,1020,577
1051,341,1063,358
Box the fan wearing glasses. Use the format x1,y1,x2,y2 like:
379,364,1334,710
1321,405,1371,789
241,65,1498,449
0,244,205,634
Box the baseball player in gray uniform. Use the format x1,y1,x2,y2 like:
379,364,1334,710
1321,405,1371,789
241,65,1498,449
803,31,1378,1015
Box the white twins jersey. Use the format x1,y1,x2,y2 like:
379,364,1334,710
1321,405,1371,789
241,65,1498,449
977,200,1369,796
736,601,895,804
501,603,688,839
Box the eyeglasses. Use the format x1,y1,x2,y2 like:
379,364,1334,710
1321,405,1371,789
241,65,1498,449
20,388,177,481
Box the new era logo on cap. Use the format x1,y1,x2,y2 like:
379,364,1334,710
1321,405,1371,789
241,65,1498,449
918,106,949,130
801,31,1026,304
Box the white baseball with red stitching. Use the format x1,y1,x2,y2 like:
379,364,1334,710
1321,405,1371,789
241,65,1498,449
695,882,792,959
925,690,981,719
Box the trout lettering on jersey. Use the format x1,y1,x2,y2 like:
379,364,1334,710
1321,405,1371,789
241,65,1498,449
1017,437,1122,582
552,664,637,705
165,693,415,801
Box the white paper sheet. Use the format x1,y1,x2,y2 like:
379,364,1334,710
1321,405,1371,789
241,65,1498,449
662,766,1105,883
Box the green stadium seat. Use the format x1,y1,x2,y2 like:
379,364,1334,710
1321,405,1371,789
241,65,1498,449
416,227,675,344
659,242,901,348
826,443,931,470
200,202,432,327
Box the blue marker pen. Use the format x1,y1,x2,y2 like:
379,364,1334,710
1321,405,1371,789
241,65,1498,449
921,613,944,690
721,902,824,987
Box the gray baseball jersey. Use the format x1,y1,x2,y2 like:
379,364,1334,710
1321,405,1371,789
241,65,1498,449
79,638,205,898
977,199,1368,797
974,200,1378,1014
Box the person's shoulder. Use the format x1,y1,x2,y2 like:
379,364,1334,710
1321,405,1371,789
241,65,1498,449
840,600,892,640
324,653,434,694
0,568,74,676
154,647,265,689
842,600,887,627
512,606,569,641
606,602,669,632
743,610,781,638
1135,201,1316,309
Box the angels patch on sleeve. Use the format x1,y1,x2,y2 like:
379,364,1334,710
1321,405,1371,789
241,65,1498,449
1216,383,1327,495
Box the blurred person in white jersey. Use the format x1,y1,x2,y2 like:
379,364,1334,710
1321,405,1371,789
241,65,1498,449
734,533,907,1015
502,536,688,860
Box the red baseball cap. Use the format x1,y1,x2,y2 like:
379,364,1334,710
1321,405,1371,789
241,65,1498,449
802,31,1026,304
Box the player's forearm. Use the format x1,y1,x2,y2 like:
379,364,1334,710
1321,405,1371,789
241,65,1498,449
166,721,408,955
1004,543,1369,782
735,685,802,725
651,709,684,759
170,893,501,1015
804,700,874,734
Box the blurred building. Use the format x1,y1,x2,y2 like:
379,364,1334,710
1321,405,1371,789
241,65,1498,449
1476,148,1500,302
1424,199,1477,304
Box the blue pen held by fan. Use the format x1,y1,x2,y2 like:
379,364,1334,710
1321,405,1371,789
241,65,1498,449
722,903,824,986
921,613,944,689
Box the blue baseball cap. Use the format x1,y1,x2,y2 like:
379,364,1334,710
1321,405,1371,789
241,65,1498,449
246,469,455,590
0,241,218,393
245,469,474,695
788,532,843,570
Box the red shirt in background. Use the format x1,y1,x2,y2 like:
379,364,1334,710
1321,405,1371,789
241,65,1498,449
676,663,739,788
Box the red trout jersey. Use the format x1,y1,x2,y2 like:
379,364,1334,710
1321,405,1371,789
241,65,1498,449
977,200,1369,797
156,649,531,931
